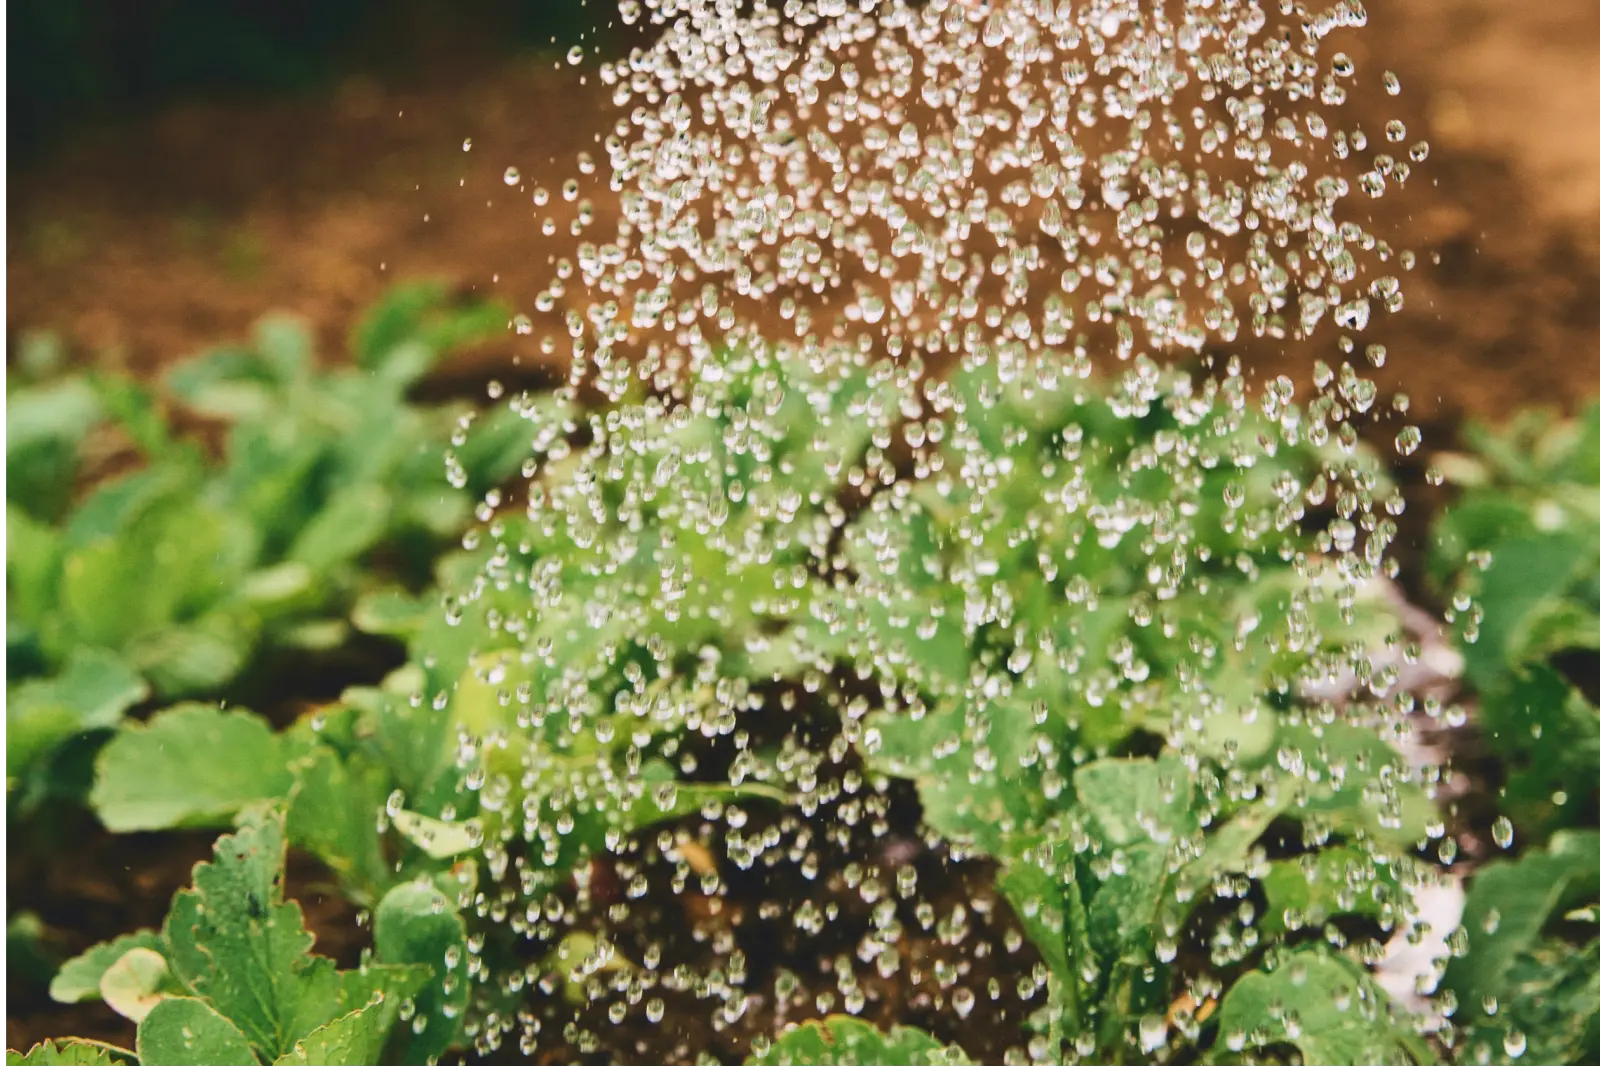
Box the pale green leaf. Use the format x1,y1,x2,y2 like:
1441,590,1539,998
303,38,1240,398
91,705,293,831
99,947,175,1023
49,930,163,1004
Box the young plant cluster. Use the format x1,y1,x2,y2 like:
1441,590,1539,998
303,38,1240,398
7,283,528,813
1427,406,1600,1065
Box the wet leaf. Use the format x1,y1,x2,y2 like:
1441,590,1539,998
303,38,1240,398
749,1017,970,1066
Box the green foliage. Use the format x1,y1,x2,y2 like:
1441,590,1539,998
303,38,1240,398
6,1041,122,1065
841,363,1428,1060
1443,831,1600,1064
34,808,431,1067
1432,404,1600,844
5,285,517,813
749,1017,971,1065
372,883,469,1065
1208,950,1431,1065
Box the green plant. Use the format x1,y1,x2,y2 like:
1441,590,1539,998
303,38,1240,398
1431,403,1600,843
5,284,528,813
813,359,1434,1062
13,807,457,1067
13,324,1452,1063
1441,831,1600,1065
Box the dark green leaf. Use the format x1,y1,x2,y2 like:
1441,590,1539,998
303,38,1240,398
373,881,468,1064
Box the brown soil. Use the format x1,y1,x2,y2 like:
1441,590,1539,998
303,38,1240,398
8,1,1600,1063
9,3,1600,423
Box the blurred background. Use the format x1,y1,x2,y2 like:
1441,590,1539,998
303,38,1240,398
7,0,1600,419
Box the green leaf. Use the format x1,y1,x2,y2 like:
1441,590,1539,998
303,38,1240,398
866,697,1049,857
6,377,102,453
1457,940,1600,1066
7,648,148,789
91,705,294,831
1265,722,1434,849
349,589,429,638
8,504,64,628
285,748,391,903
1443,830,1600,1024
271,1001,387,1067
127,620,255,698
997,857,1071,982
164,347,277,421
1209,951,1426,1065
390,809,479,860
1259,846,1401,937
160,809,336,1059
92,375,174,458
50,930,165,1004
285,485,392,573
749,1017,971,1065
5,1040,121,1065
373,881,468,1065
1075,756,1196,848
1465,532,1595,692
136,996,259,1066
1481,666,1600,840
253,315,312,383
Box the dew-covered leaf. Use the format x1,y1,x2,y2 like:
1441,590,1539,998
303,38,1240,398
749,1017,970,1066
372,881,468,1065
1210,952,1427,1065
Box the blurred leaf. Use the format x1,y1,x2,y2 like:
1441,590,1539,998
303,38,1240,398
285,485,391,572
1464,532,1594,692
1483,667,1600,840
7,648,148,799
91,705,295,831
1443,830,1600,1024
1456,940,1600,1066
253,315,312,383
51,931,164,1004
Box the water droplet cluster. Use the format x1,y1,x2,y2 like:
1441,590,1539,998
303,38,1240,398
431,1,1437,1060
